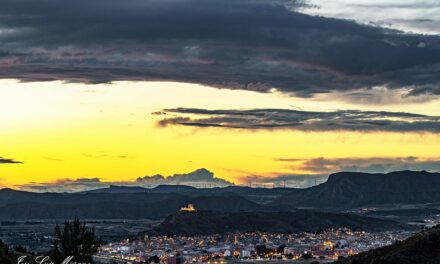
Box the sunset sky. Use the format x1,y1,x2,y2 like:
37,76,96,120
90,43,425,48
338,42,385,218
1,0,440,191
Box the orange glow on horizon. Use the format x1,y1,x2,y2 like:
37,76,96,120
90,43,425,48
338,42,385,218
1,79,440,189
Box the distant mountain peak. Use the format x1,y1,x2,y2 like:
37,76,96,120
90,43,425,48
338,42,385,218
0,188,15,192
275,170,440,209
193,168,211,173
0,188,26,194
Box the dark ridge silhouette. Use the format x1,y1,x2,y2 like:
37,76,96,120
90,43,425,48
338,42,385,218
150,210,409,236
0,192,265,219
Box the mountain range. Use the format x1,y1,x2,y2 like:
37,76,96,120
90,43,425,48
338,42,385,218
0,190,264,219
0,170,439,221
83,170,440,210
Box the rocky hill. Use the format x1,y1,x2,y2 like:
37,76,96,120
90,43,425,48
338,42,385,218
151,210,409,235
336,225,440,264
0,190,264,219
273,171,440,209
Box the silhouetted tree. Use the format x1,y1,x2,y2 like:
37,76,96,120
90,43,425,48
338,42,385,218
0,240,11,264
276,244,286,253
149,255,160,264
13,245,27,254
255,245,267,257
176,252,184,264
51,218,101,264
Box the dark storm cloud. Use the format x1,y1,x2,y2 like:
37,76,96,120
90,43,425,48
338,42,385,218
0,157,22,164
0,0,439,97
276,157,440,174
157,108,440,132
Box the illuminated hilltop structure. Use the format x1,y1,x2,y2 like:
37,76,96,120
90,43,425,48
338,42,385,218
323,241,334,250
180,204,197,212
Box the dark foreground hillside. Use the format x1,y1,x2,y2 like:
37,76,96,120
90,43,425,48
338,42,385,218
151,210,409,235
336,225,440,264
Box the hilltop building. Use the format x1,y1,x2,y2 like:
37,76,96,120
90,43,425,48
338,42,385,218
180,204,197,212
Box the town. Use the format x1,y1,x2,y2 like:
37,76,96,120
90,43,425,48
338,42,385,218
95,229,414,264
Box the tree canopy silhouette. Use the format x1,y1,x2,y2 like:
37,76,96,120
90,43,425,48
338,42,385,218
52,218,101,264
0,240,12,264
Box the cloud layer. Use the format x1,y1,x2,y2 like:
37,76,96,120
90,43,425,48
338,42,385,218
240,156,440,188
303,0,440,35
0,156,22,164
0,0,439,98
277,157,440,174
136,168,232,187
157,108,440,132
16,168,232,192
13,158,440,191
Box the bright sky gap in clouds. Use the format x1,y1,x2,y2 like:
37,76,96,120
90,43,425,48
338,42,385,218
302,0,440,35
0,0,439,191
